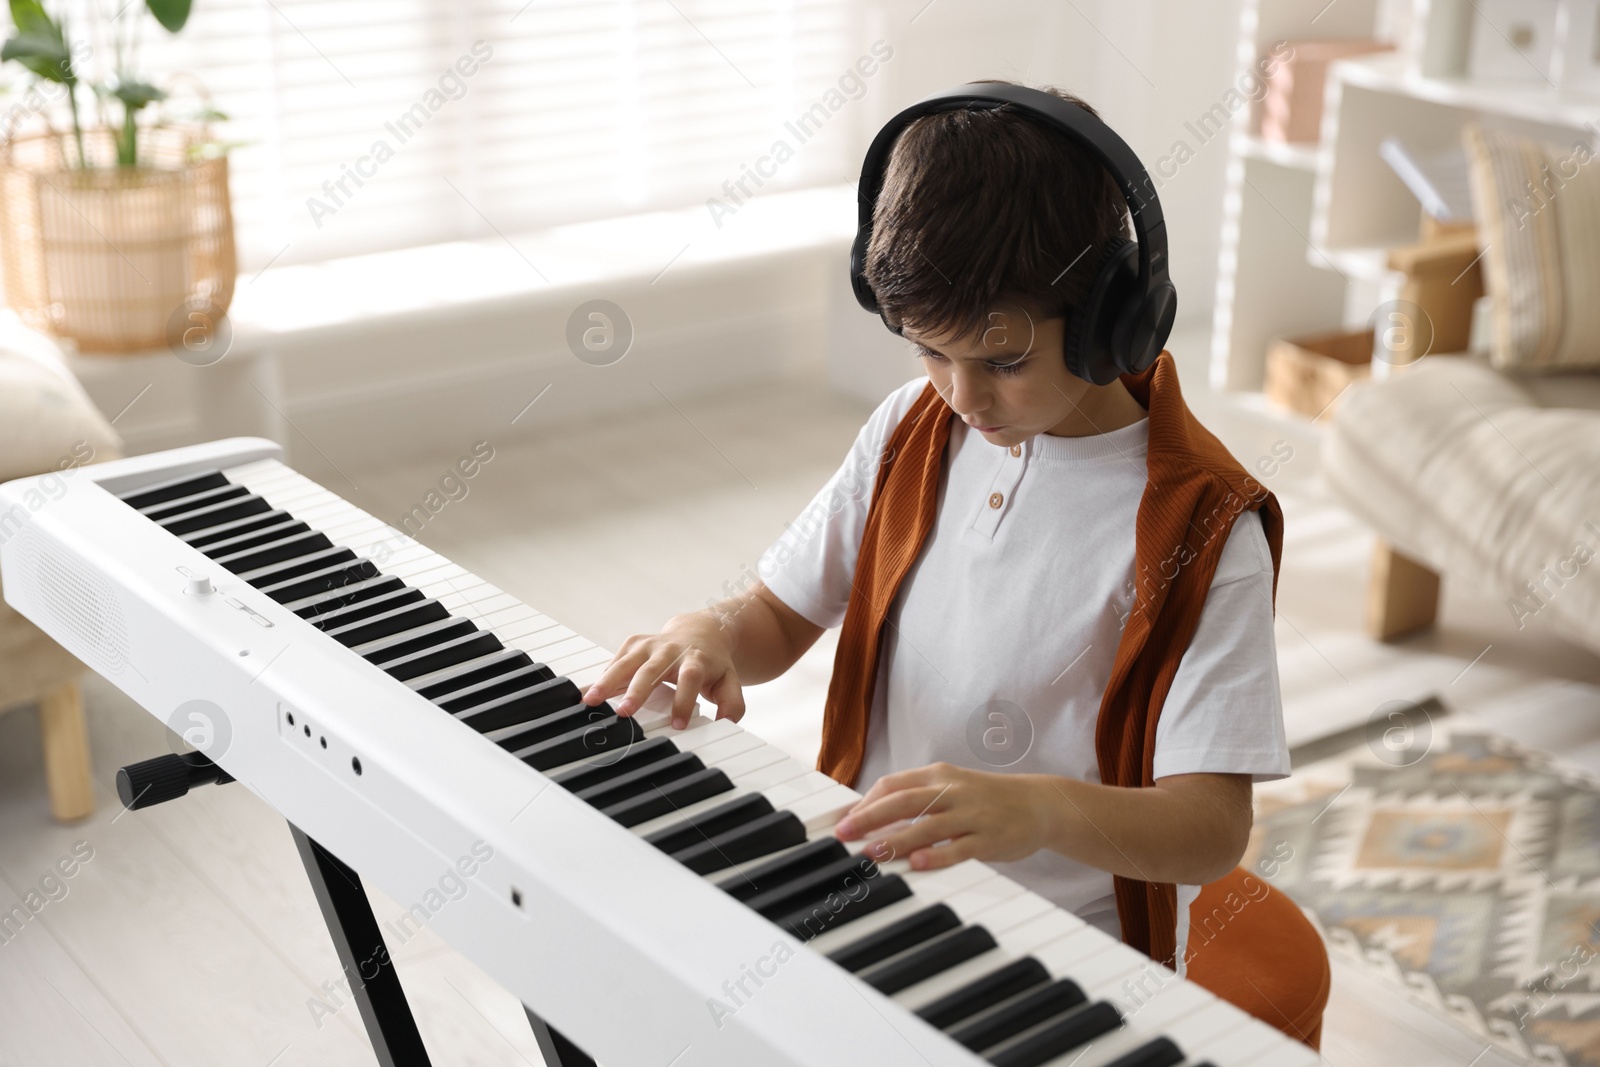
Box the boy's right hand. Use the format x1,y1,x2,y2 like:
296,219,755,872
580,614,746,730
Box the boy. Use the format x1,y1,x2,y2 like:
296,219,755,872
580,83,1290,976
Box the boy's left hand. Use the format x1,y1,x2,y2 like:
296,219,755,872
833,762,1049,870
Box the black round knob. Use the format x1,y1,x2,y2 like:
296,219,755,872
116,754,194,810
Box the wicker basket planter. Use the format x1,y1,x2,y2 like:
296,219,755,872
0,123,235,353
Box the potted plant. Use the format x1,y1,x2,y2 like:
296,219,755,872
0,0,241,354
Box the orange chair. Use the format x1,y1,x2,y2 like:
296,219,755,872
1183,866,1330,1050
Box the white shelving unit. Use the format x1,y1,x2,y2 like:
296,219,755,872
1210,0,1600,397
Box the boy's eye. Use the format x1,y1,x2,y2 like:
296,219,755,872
916,347,1027,376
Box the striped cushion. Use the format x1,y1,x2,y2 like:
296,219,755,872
1462,122,1600,372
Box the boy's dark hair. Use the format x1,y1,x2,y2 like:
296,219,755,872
863,81,1132,346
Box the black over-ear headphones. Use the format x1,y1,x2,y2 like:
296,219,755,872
849,82,1177,386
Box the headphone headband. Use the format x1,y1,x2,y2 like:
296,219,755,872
850,82,1176,383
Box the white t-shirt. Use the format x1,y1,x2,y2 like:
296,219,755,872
757,377,1291,975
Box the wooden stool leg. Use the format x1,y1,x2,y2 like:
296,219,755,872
39,679,94,822
1365,538,1441,641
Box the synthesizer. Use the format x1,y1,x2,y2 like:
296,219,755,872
0,438,1317,1067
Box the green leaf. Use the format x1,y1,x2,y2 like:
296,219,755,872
144,0,190,33
2,29,72,84
8,0,51,36
110,78,165,108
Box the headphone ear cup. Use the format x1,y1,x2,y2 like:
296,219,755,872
850,229,878,314
1062,238,1138,386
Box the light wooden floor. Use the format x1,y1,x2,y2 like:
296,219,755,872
3,330,1597,1066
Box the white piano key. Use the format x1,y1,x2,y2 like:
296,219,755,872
1240,1036,1322,1067
1038,935,1155,999
478,602,550,632
547,645,612,677
899,859,996,900
548,636,605,663
707,744,791,778
960,889,1057,933
940,876,1027,922
1182,1017,1284,1064
683,731,766,765
764,772,846,811
512,631,586,659
989,909,1085,959
465,592,521,617
787,785,861,831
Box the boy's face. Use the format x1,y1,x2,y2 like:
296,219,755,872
904,308,1136,442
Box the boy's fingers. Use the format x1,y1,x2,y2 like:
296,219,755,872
909,836,974,871
705,669,745,724
836,785,948,839
618,647,684,716
671,656,704,724
869,814,959,863
583,646,649,706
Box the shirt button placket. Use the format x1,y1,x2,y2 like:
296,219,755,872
973,440,1025,537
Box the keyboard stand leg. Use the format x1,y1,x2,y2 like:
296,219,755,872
524,1007,598,1067
290,824,433,1067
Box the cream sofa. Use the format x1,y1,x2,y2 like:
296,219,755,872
1322,348,1600,654
0,310,123,820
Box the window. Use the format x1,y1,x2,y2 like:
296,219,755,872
49,0,865,269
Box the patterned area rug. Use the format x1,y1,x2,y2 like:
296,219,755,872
1247,698,1600,1067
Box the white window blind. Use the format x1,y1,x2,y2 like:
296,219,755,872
42,0,865,270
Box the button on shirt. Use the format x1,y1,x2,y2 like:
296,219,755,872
757,377,1291,971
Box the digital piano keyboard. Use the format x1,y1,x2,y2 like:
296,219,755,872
0,438,1317,1067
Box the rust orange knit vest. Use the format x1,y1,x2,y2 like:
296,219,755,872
815,351,1285,968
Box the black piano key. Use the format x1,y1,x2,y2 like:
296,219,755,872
138,482,250,521
307,588,428,630
213,530,334,574
1101,1037,1185,1067
985,1000,1122,1067
670,810,807,875
182,507,297,548
355,617,477,664
439,664,570,714
776,872,912,941
377,629,502,681
601,768,733,827
549,736,679,793
261,559,382,603
158,493,272,535
948,979,1089,1052
915,958,1051,1031
410,649,540,700
859,925,996,995
486,701,610,747
289,574,407,618
518,716,645,772
457,677,583,733
723,837,847,902
827,903,962,973
190,516,307,555
240,544,358,587
575,750,704,808
644,793,775,854
744,853,879,920
118,469,228,508
334,602,456,649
